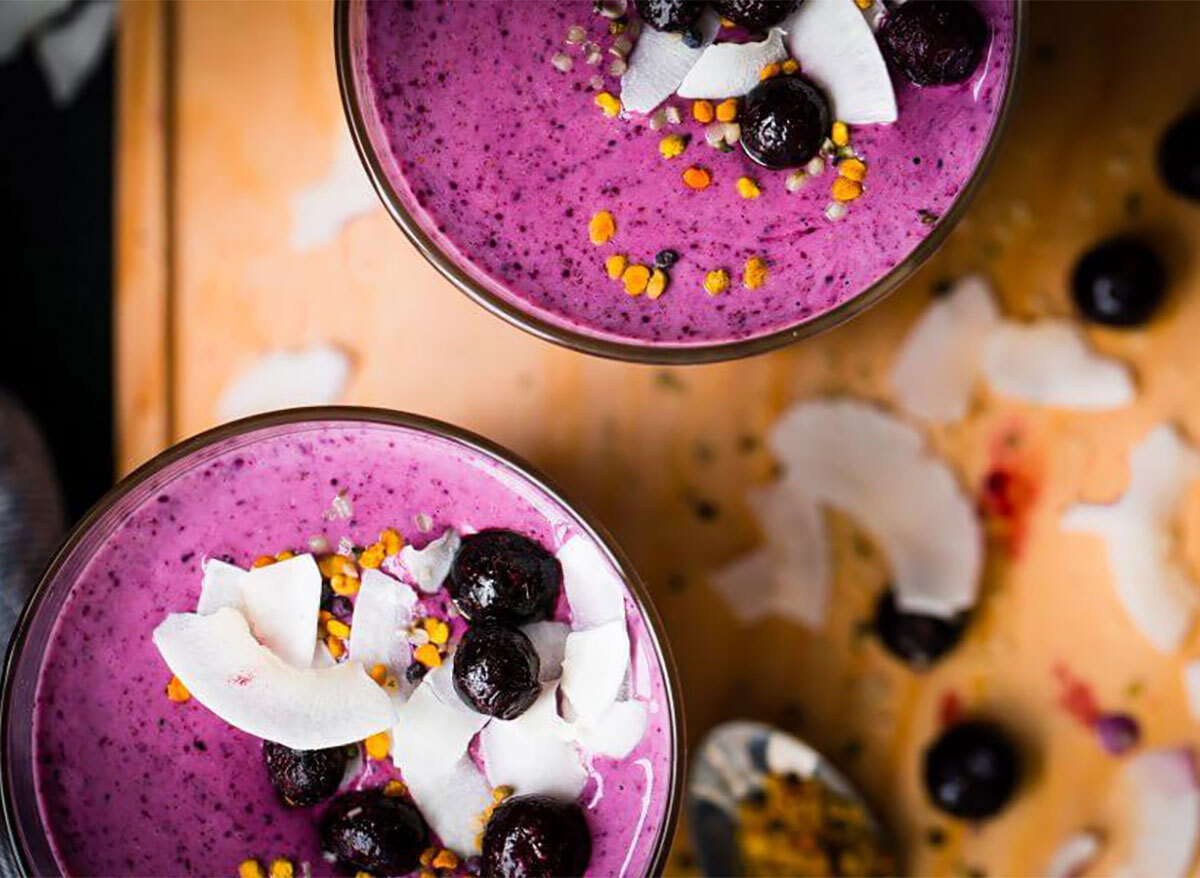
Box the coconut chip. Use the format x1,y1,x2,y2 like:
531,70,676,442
768,399,981,618
196,558,247,616
620,9,720,113
238,553,322,670
982,321,1136,410
677,29,787,100
399,528,461,593
522,620,570,681
560,620,630,722
889,275,1000,423
558,535,627,630
1116,748,1200,878
1046,830,1104,878
570,698,648,760
480,683,588,801
404,755,493,856
348,568,418,682
152,607,397,749
1062,424,1200,652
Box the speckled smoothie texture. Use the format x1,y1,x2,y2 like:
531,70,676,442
32,422,675,877
362,0,1014,346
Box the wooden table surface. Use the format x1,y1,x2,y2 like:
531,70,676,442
116,2,1200,875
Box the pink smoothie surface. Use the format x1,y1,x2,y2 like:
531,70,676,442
30,421,676,876
361,0,1015,347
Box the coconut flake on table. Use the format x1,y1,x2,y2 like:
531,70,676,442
399,528,461,593
1115,748,1200,878
152,607,397,749
768,399,981,618
560,619,630,722
1046,830,1104,878
348,568,418,682
982,321,1136,410
889,275,1000,423
480,683,588,801
620,9,720,113
196,558,247,616
782,0,897,124
1061,424,1200,653
238,553,323,670
676,28,787,100
216,344,352,422
522,620,570,681
558,535,626,630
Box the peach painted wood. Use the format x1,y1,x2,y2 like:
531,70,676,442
116,2,1200,875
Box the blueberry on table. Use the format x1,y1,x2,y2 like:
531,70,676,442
453,626,542,719
880,0,989,87
634,0,703,32
923,721,1019,819
447,529,562,625
740,75,831,169
482,794,592,878
262,741,349,807
711,0,800,30
874,589,968,670
321,789,428,874
1159,107,1200,201
1071,236,1167,327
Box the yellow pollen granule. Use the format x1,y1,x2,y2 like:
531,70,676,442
274,550,294,562
380,528,404,556
831,177,864,202
622,264,651,296
692,100,715,123
658,133,687,159
735,176,761,199
331,573,360,597
325,634,346,660
703,269,731,296
646,268,669,300
588,210,616,245
423,617,451,645
431,850,459,870
252,555,276,569
782,58,800,74
743,256,769,290
355,873,373,878
369,664,388,684
420,848,437,867
359,543,386,570
384,780,408,797
268,858,294,878
715,99,738,122
682,166,712,189
759,62,781,80
595,91,622,117
166,675,191,703
831,120,850,147
493,785,514,802
317,554,345,578
325,618,351,639
238,860,266,878
605,253,628,279
365,731,391,761
838,157,867,182
414,643,443,668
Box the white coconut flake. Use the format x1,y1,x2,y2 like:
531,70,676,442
217,344,351,422
392,662,488,777
196,559,246,616
677,29,786,100
620,9,719,114
522,620,570,681
153,607,397,749
348,569,418,680
481,684,588,801
570,699,647,759
399,528,461,593
561,620,629,722
890,275,1000,423
768,399,981,618
1062,425,1200,653
982,321,1136,410
746,483,831,627
782,0,896,124
238,553,322,670
404,755,492,856
1046,830,1103,878
1116,748,1200,878
558,536,626,630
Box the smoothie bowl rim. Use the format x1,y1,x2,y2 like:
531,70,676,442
334,0,1028,365
1,406,686,877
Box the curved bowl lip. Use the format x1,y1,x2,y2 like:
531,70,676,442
334,0,1028,365
1,406,686,877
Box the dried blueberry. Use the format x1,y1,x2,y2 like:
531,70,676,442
880,0,989,87
262,741,348,807
1159,107,1200,201
481,795,592,878
655,249,680,269
923,721,1018,820
711,0,800,30
1071,236,1167,327
453,626,541,719
634,0,703,32
740,75,831,169
447,529,562,625
321,789,428,874
874,589,968,670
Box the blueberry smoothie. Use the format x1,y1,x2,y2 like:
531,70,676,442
26,418,677,876
356,0,1017,348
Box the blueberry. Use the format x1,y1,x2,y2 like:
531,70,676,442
1159,107,1200,201
634,0,703,32
655,249,680,269
880,0,989,87
321,789,428,874
923,721,1019,819
481,795,592,878
1071,236,1167,327
262,741,349,807
453,626,541,719
448,529,562,625
711,0,799,30
740,75,831,169
874,590,968,670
